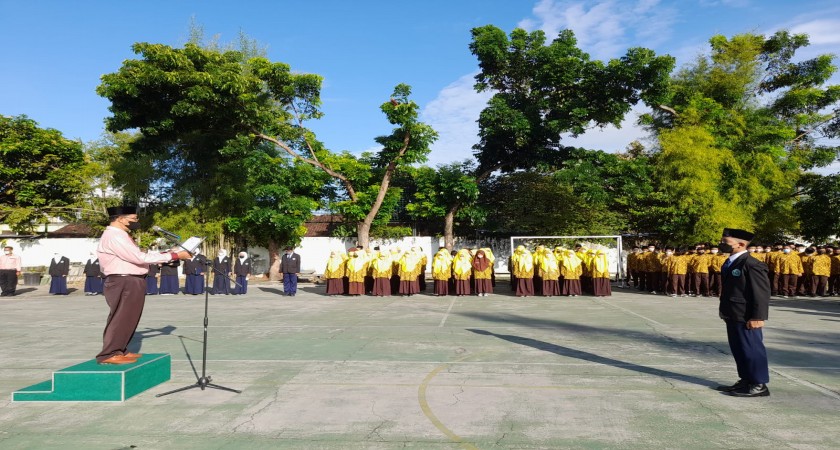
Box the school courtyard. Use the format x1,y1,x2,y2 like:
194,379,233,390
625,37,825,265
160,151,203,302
1,282,838,449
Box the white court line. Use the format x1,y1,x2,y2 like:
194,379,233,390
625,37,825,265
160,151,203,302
772,368,840,401
594,298,666,327
438,297,457,327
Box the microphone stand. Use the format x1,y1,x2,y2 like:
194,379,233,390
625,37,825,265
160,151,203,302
156,241,242,397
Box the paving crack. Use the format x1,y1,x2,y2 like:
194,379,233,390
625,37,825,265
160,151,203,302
232,388,281,433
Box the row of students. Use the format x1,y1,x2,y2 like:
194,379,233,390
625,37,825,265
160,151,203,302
143,250,252,296
321,244,614,298
509,245,612,297
627,242,840,298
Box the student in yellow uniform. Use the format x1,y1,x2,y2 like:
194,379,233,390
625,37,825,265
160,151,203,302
453,249,473,296
346,248,368,296
829,247,840,296
539,247,561,297
323,250,347,296
431,247,453,296
810,247,831,297
371,250,393,297
662,247,686,297
708,246,727,297
398,248,422,296
778,243,804,298
591,249,611,297
472,249,493,296
512,245,535,297
560,249,583,297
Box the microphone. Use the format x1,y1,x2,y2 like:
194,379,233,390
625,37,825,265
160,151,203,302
151,225,181,240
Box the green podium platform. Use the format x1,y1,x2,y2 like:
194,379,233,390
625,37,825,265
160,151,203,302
12,353,171,402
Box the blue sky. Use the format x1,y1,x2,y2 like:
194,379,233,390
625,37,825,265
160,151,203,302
2,0,839,168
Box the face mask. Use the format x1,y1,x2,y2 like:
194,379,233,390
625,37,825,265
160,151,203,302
126,220,141,231
3,250,10,255
783,249,791,254
665,251,673,256
478,255,484,258
711,250,718,254
647,248,655,252
718,242,733,253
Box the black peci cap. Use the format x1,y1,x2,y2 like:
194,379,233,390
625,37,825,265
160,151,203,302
722,228,755,242
107,205,137,216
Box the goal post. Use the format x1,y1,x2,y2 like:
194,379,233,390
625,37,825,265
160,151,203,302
510,235,625,282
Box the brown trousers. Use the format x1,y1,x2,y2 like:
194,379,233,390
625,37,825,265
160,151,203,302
667,274,685,296
693,273,710,296
780,274,799,296
810,275,828,296
97,276,147,362
708,272,722,296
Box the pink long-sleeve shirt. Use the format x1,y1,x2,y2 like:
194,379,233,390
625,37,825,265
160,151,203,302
97,226,175,276
0,254,22,271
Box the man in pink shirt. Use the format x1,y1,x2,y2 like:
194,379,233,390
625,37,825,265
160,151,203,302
0,245,22,296
96,206,192,364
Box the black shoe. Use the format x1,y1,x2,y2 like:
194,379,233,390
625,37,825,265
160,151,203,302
714,379,747,392
727,383,770,397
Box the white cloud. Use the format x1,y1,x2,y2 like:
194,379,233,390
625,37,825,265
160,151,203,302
421,73,493,167
517,0,678,59
789,19,840,46
561,104,654,152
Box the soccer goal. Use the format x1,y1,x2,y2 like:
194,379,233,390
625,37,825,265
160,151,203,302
510,235,625,282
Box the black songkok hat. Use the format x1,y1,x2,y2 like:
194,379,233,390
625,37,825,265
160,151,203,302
721,228,754,242
107,205,138,217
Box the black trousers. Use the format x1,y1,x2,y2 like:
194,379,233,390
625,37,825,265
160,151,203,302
0,269,18,295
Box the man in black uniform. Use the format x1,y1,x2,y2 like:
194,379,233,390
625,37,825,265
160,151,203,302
716,228,771,397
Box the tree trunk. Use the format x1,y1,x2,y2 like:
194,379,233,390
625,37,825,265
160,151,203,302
268,239,282,281
443,202,461,251
356,221,371,249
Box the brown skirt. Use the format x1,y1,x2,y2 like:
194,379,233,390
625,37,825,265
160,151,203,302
399,279,419,295
542,280,561,296
562,279,582,296
475,278,493,294
348,281,365,295
372,277,391,296
434,279,449,296
455,279,471,295
592,277,612,296
326,278,345,295
515,278,534,297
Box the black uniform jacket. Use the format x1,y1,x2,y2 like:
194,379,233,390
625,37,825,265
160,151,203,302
84,259,105,277
234,258,251,276
279,253,301,273
160,260,180,276
49,256,70,276
719,253,771,322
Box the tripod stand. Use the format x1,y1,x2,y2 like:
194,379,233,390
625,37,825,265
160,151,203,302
157,255,242,397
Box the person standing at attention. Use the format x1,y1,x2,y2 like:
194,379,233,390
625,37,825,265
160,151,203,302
96,206,191,364
280,246,301,296
715,228,771,397
0,245,22,297
232,252,251,295
48,252,70,295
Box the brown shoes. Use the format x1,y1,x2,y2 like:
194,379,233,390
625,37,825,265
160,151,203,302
123,352,142,358
98,354,139,365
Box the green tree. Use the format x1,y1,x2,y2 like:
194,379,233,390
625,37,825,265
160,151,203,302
396,161,482,249
469,26,675,175
97,41,436,249
0,115,87,232
642,31,840,242
459,26,674,241
795,174,840,243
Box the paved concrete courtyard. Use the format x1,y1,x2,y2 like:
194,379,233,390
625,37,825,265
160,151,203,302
1,282,838,449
